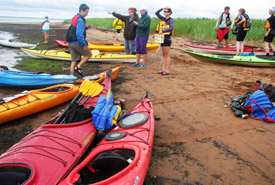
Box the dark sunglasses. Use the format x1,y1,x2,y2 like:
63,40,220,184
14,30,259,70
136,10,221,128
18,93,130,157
164,11,170,13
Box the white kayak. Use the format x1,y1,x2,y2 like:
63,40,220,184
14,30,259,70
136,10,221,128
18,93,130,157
0,40,38,49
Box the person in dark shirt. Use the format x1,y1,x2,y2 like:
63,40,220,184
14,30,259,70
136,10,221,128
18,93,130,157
264,7,275,56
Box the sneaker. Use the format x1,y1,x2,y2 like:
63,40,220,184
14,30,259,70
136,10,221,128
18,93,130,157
162,71,170,75
131,63,140,67
140,65,147,68
158,70,165,74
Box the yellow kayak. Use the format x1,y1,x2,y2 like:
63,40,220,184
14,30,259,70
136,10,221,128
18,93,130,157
55,40,159,52
21,48,139,63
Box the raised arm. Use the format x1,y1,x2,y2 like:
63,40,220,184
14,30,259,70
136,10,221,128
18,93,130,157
155,8,165,21
111,12,128,22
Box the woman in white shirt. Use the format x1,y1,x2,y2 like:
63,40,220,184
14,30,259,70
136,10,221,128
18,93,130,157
41,16,50,43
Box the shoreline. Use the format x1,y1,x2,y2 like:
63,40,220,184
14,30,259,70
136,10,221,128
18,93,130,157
0,22,274,185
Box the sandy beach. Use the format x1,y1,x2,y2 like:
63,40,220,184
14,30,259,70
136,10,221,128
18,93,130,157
0,23,274,185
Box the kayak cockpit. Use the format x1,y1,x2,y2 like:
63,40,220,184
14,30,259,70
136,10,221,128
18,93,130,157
0,162,33,185
40,86,71,92
76,149,135,184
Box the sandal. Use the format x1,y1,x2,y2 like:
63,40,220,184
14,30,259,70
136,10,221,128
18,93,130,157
162,71,170,75
158,70,165,74
74,66,84,76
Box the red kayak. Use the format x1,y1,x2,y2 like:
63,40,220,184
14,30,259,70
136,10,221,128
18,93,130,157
60,93,154,185
56,40,69,48
184,44,268,55
0,77,112,185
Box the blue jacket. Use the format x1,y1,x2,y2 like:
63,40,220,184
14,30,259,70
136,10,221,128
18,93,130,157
68,13,88,46
244,90,275,122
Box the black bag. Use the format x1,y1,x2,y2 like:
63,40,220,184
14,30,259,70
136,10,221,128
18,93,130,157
64,103,94,123
231,91,252,117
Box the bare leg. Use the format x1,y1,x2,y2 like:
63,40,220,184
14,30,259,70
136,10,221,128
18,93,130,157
165,47,171,73
216,40,220,47
70,61,77,75
143,54,147,65
161,47,166,71
270,43,275,52
43,32,49,43
240,41,244,54
225,39,229,47
136,54,141,64
236,41,240,55
78,55,91,68
265,42,270,54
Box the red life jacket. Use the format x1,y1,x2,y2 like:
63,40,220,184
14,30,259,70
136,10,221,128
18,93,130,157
66,15,87,43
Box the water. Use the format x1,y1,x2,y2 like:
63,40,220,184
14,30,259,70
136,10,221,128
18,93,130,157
0,16,64,24
0,31,24,71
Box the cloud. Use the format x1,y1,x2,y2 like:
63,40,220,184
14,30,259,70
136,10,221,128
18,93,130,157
0,0,274,19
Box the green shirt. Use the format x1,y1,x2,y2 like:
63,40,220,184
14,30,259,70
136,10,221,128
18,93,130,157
136,14,151,37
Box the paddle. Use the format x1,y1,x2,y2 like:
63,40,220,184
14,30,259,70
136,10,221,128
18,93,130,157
79,82,104,106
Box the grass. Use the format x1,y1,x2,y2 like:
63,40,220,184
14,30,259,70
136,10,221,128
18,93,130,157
64,18,266,42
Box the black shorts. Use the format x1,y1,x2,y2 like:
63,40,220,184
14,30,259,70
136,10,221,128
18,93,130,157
236,29,247,41
264,33,275,43
116,29,121,33
161,39,172,47
216,28,229,40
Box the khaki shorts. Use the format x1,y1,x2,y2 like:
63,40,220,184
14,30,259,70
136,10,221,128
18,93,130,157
69,43,91,62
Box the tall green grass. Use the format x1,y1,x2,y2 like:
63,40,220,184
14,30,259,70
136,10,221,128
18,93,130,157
64,18,266,41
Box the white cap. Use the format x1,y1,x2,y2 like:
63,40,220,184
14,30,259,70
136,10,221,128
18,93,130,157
270,7,275,12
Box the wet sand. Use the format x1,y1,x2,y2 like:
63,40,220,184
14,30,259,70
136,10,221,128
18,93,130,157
0,23,274,185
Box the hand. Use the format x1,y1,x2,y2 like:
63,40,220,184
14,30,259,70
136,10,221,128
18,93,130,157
231,28,233,31
83,46,89,51
108,12,112,15
265,33,269,37
215,27,218,31
87,25,92,29
133,21,138,25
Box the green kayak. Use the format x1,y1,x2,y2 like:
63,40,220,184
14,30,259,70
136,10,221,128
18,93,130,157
185,51,275,67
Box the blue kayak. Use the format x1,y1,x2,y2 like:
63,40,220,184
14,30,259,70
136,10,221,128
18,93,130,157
0,70,77,87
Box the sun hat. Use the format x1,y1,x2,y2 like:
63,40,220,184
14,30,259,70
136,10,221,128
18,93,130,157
270,7,275,12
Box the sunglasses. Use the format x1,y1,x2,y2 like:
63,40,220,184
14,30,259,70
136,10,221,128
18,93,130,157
164,11,170,13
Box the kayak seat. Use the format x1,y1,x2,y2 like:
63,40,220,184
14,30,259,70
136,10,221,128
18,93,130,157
105,131,127,141
77,149,135,184
119,113,148,128
0,165,31,185
41,86,70,92
83,76,101,81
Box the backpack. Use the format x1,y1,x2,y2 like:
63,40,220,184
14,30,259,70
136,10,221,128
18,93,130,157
243,14,251,31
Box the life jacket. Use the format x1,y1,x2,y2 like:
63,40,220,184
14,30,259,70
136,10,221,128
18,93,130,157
113,18,124,30
156,18,174,36
264,14,275,29
219,12,232,27
244,90,275,123
66,15,87,43
235,14,251,31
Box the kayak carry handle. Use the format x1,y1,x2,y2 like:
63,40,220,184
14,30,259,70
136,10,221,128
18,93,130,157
141,91,149,100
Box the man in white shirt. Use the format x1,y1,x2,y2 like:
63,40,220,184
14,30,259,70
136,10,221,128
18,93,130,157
215,6,234,47
41,16,50,43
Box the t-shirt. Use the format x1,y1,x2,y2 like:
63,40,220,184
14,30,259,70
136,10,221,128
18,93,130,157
42,20,50,30
216,13,234,29
267,14,275,30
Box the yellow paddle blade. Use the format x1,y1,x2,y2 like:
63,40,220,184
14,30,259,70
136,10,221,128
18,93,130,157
85,82,104,97
81,80,94,95
79,79,90,93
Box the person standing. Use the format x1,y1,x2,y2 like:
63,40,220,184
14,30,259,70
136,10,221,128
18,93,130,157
234,8,251,55
112,18,124,41
66,4,92,76
155,7,174,75
264,7,275,56
132,9,151,68
215,6,234,47
41,16,50,43
109,8,139,54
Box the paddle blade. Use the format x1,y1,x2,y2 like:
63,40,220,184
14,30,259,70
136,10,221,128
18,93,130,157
88,82,104,97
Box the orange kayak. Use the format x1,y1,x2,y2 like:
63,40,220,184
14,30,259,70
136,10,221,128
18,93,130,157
0,67,120,124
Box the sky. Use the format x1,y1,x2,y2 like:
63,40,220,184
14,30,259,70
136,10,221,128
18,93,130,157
0,0,274,20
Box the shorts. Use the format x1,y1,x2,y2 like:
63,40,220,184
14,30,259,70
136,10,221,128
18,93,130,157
161,39,172,47
236,29,247,42
116,29,121,33
43,30,49,32
69,43,91,62
216,28,229,40
264,33,275,43
136,36,149,54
